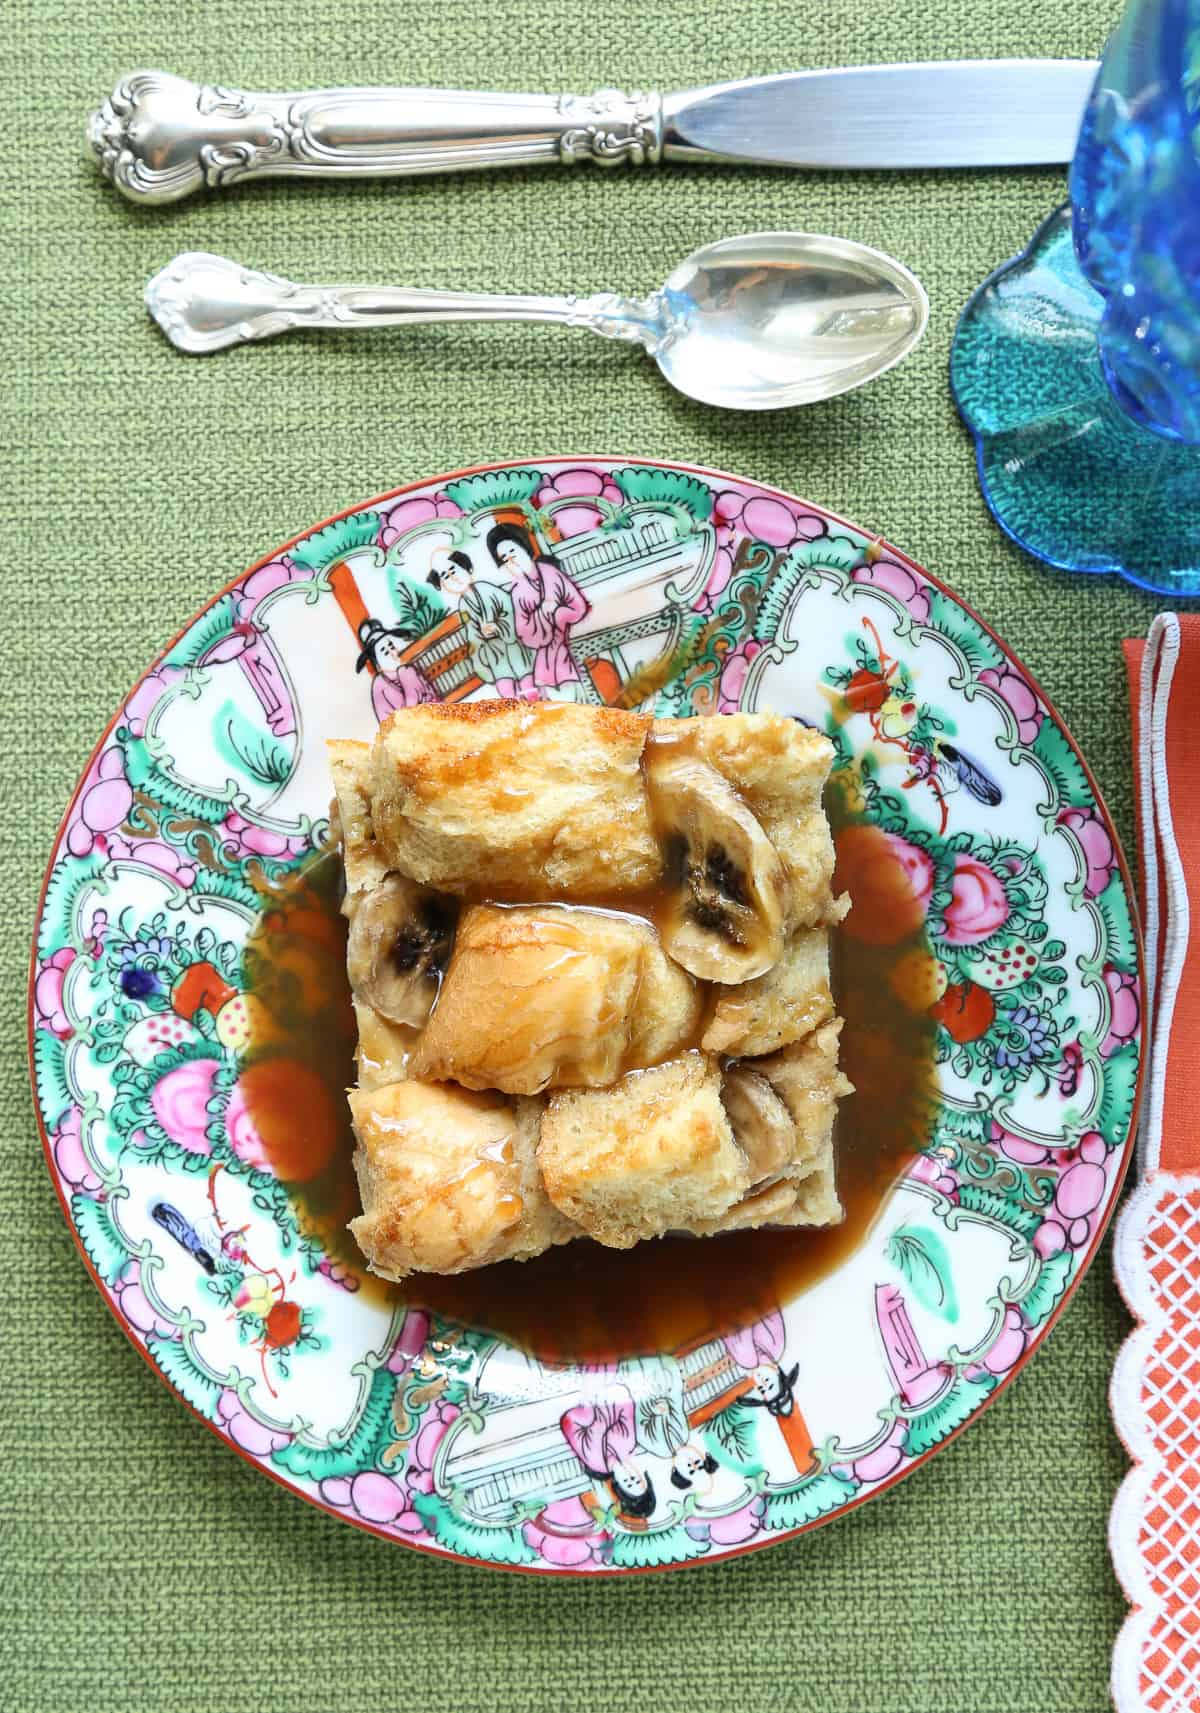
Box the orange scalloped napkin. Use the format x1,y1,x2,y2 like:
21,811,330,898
1113,614,1200,1713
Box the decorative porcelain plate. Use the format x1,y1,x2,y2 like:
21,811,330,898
30,458,1142,1575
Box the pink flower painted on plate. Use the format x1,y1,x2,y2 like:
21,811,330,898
217,1388,291,1456
410,1402,461,1477
151,1059,219,1154
34,947,75,1037
52,1107,101,1192
989,1120,1050,1167
978,664,1042,746
717,640,762,712
536,469,623,538
65,746,133,859
1057,805,1116,898
713,489,825,548
1101,965,1140,1057
851,558,931,623
316,1256,360,1292
741,496,798,547
536,468,622,504
884,834,935,916
225,1082,269,1168
714,489,747,529
237,555,307,617
941,855,1009,946
907,1149,959,1201
980,1305,1029,1378
1035,1132,1109,1257
347,1471,414,1527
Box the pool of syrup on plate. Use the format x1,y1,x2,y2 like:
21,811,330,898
238,801,937,1361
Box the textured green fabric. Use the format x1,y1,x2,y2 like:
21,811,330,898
3,2,1158,1709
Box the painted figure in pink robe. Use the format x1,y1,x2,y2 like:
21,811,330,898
356,617,437,723
560,1383,656,1520
723,1311,800,1419
486,521,589,692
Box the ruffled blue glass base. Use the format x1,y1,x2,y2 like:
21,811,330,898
951,203,1200,596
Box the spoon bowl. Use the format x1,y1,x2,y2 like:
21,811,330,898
656,232,928,409
146,231,929,411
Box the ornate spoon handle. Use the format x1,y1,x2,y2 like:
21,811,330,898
145,252,665,355
90,71,665,204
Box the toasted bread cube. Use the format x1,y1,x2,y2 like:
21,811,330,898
685,1138,842,1235
756,1019,853,1171
370,701,662,896
348,1080,573,1280
538,1053,750,1247
408,905,700,1094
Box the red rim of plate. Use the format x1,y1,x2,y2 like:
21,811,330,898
27,455,1146,1576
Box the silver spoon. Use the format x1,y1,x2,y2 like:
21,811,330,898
145,232,928,410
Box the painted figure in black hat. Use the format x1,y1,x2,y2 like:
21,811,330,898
356,617,437,723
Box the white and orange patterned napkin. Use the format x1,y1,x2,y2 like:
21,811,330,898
1112,614,1200,1713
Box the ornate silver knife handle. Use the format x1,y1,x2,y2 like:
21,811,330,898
89,70,665,204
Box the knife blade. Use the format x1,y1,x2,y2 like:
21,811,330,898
89,60,1099,204
666,60,1099,170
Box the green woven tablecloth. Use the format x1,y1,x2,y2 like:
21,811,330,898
3,2,1160,1708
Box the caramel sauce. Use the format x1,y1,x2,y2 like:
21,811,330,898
240,788,938,1362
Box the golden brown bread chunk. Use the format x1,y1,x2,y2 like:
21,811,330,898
348,1080,575,1279
654,712,831,806
408,905,701,1094
702,928,835,1057
538,1053,750,1247
369,701,662,896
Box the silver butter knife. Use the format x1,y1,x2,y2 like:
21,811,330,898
89,61,1099,205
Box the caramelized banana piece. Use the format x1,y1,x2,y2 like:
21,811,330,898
720,1064,796,1186
651,715,838,928
643,741,786,983
346,873,458,1027
703,927,835,1057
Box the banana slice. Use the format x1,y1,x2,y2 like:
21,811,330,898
720,1064,796,1187
645,746,786,982
346,872,457,1027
